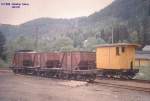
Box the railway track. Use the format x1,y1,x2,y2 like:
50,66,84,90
0,68,11,73
97,77,150,83
93,79,150,92
132,79,150,83
1,68,150,92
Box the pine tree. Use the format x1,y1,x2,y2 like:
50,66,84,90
0,31,6,60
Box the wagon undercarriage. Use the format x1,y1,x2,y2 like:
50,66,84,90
11,67,97,82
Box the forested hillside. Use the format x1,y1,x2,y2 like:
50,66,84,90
0,0,150,64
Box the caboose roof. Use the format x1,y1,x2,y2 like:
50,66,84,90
96,43,140,48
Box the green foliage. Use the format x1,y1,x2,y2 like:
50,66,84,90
97,38,106,44
0,31,6,61
0,32,8,66
6,35,36,63
129,31,139,43
6,35,35,52
1,0,150,67
51,37,74,51
0,0,149,48
84,37,106,51
15,36,35,50
0,59,8,67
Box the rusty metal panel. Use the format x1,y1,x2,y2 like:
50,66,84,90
59,52,69,70
39,53,47,68
12,52,40,68
59,51,96,71
76,52,96,70
12,51,96,70
40,52,60,68
33,53,41,67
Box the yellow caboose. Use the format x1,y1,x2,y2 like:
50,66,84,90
96,43,139,78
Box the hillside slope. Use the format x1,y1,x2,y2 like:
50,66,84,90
0,0,150,49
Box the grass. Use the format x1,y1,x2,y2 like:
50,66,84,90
135,66,150,80
0,59,9,68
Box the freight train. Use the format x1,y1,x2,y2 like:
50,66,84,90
10,43,139,81
10,50,97,81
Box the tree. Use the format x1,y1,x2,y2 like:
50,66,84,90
129,31,139,43
52,37,74,51
15,36,35,50
6,35,35,59
0,31,6,60
84,37,106,51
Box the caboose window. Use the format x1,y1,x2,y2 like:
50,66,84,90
116,47,120,56
122,47,125,53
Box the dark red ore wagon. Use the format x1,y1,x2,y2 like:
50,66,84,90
40,52,60,68
10,50,97,81
60,51,96,70
58,51,96,80
11,50,41,73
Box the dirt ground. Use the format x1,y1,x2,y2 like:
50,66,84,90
0,70,150,101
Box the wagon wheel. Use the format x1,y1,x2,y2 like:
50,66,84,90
20,69,25,74
51,72,57,78
43,72,49,78
76,74,84,81
13,69,17,74
62,73,69,80
82,75,87,81
88,74,96,82
40,71,46,77
30,70,36,76
36,71,40,76
127,75,133,80
120,75,128,80
71,74,77,80
57,72,62,79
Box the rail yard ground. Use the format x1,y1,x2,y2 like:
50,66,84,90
0,69,150,101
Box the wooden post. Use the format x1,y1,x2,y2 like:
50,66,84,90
111,26,114,44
